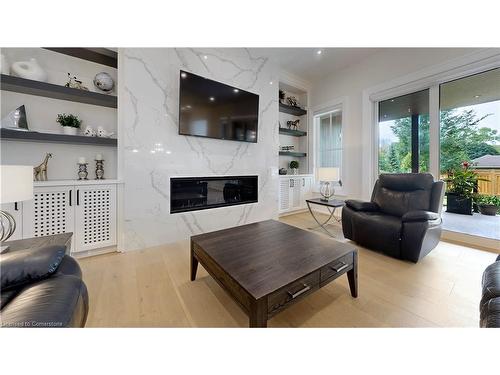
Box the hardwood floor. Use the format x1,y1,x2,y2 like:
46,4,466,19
79,211,498,327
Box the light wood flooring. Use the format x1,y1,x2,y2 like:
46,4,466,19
79,212,498,327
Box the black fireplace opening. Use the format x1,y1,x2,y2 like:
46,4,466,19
170,176,258,214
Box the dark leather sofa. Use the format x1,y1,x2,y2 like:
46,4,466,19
342,173,445,263
480,254,500,328
1,245,88,328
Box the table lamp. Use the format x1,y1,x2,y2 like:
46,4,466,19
317,167,339,201
0,165,33,252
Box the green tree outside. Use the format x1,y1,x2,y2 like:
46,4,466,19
378,109,499,174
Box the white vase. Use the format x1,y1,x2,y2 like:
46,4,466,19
11,58,48,82
0,54,9,75
62,127,78,136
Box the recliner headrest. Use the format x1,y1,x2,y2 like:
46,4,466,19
378,173,434,191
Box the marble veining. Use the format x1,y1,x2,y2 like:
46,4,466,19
121,48,279,250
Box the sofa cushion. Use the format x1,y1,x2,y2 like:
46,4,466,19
54,256,82,278
350,211,402,258
373,174,434,217
1,245,66,290
1,275,89,328
480,297,500,328
480,261,500,310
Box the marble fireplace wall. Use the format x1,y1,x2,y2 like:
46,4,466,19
121,48,279,251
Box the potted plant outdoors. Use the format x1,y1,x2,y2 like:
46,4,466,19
57,113,82,136
289,160,299,175
444,161,487,215
474,194,500,216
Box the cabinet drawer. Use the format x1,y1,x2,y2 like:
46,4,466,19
268,271,320,315
320,253,354,283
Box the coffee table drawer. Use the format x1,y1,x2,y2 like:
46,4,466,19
320,252,354,283
267,271,320,315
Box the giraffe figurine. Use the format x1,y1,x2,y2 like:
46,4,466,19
33,153,52,181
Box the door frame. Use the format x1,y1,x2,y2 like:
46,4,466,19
362,49,500,199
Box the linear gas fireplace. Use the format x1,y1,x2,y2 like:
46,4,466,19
170,176,258,214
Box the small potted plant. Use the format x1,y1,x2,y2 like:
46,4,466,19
444,161,487,215
474,194,500,216
57,113,81,136
289,160,299,175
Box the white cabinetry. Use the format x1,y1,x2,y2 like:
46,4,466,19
23,185,74,239
279,175,313,214
75,184,116,252
20,181,119,254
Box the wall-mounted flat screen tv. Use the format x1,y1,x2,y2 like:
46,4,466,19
178,70,259,143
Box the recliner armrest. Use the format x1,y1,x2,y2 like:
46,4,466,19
345,200,380,212
402,210,439,223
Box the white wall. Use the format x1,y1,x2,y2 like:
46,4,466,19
0,48,117,179
310,48,483,199
120,48,279,250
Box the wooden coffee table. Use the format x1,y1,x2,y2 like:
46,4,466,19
190,220,357,327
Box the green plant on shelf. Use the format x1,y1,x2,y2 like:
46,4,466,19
289,160,299,169
56,113,82,128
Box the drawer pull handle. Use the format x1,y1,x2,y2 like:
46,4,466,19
287,284,311,299
330,262,348,273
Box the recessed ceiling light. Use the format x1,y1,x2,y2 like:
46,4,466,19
181,72,187,78
132,149,139,153
209,96,215,101
474,95,481,98
203,55,208,60
166,150,172,155
316,50,322,55
150,150,156,154
269,81,273,85
233,88,239,93
390,99,395,102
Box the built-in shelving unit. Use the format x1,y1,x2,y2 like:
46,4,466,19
43,48,118,68
0,128,117,146
279,102,307,116
279,127,307,137
279,151,307,157
0,74,117,108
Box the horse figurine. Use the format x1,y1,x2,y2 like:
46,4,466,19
33,153,52,181
286,119,300,130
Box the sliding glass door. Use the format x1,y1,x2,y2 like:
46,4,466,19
378,89,429,174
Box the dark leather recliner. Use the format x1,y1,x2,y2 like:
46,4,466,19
342,173,445,263
480,254,500,328
1,245,89,328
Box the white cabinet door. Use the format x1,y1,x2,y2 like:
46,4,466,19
300,176,313,207
279,179,291,213
23,186,75,239
290,178,302,210
74,184,117,253
1,202,23,241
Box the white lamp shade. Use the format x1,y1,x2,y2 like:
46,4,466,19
0,165,34,203
317,167,339,182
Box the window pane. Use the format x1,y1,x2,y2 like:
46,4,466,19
319,112,342,168
439,68,500,190
378,89,429,174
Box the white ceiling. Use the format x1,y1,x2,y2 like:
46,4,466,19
250,48,381,83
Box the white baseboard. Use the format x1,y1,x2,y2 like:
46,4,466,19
441,230,500,254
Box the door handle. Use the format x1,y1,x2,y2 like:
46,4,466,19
302,178,305,187
287,284,311,299
69,190,72,206
77,189,80,206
